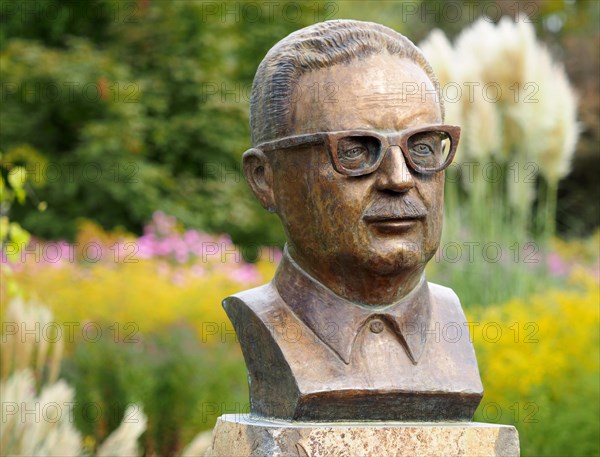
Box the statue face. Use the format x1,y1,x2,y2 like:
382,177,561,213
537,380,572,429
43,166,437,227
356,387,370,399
263,53,445,292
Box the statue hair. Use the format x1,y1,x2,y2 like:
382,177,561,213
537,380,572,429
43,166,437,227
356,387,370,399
250,19,444,146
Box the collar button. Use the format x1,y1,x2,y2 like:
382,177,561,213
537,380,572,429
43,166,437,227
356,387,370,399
369,319,384,334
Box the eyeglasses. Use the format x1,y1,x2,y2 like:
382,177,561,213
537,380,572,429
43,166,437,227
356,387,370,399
256,124,460,176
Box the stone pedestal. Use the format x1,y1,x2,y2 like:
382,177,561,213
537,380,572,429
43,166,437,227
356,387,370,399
205,414,519,457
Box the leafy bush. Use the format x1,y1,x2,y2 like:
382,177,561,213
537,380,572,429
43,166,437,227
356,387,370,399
1,0,328,246
62,323,246,456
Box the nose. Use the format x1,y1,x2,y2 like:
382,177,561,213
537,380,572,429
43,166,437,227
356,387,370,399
374,145,415,193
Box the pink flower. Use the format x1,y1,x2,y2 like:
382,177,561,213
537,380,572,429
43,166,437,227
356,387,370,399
152,211,177,236
228,264,261,284
191,264,205,277
136,235,155,259
547,252,568,277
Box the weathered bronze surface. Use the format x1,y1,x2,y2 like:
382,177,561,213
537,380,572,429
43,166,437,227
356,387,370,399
223,20,483,421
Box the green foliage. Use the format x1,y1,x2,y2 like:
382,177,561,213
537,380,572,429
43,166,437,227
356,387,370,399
473,360,600,457
426,245,547,309
0,37,167,239
0,0,116,47
1,0,328,246
62,323,246,457
521,372,599,457
1,152,36,295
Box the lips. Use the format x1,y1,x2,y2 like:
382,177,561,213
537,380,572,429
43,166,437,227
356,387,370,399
364,216,423,234
362,214,425,223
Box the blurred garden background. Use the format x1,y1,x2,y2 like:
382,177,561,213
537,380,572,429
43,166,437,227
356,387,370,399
0,1,598,456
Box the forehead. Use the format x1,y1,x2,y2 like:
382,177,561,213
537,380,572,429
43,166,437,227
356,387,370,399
289,53,442,135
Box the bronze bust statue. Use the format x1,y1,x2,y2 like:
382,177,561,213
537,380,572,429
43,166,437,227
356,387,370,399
223,20,483,422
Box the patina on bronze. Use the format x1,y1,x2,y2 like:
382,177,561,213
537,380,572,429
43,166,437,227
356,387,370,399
223,20,484,421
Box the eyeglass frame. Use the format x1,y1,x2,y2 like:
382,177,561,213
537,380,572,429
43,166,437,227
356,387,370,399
255,124,461,177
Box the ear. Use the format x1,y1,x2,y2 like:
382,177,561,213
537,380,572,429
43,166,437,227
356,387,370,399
242,148,276,212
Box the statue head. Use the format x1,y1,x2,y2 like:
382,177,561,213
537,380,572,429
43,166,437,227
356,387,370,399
243,20,459,305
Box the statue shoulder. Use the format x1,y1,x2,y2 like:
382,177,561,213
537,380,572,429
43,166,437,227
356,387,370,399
222,283,299,418
222,282,281,320
428,281,460,303
427,281,467,320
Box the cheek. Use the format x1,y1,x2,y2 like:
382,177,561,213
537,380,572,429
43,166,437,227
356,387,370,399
271,155,313,227
316,183,355,214
273,175,304,215
271,150,346,240
309,173,369,244
432,175,445,222
417,174,444,212
415,176,444,248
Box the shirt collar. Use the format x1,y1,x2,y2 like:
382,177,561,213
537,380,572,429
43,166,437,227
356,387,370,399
273,247,432,365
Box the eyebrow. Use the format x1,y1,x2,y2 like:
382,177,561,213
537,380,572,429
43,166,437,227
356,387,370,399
355,109,442,132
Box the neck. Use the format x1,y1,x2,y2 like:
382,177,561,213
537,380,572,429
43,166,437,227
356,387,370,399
286,246,425,306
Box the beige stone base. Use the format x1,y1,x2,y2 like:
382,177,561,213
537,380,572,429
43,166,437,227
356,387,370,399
205,414,519,457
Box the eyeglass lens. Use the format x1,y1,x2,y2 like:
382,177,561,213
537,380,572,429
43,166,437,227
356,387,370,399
336,130,451,173
406,130,451,170
336,136,381,172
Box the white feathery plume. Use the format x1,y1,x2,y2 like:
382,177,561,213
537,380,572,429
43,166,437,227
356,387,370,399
531,57,579,182
465,88,503,167
420,14,579,206
181,430,214,457
454,18,497,82
96,405,147,457
20,379,81,456
419,29,464,129
419,29,455,86
0,369,35,453
0,370,82,456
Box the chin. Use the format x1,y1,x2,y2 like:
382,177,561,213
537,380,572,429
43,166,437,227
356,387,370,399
360,244,425,276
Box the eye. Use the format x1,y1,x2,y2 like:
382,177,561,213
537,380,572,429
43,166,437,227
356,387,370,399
406,130,452,171
339,146,368,161
336,136,381,173
410,143,434,156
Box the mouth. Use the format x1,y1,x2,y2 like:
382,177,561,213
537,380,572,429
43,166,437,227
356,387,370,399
363,216,424,234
